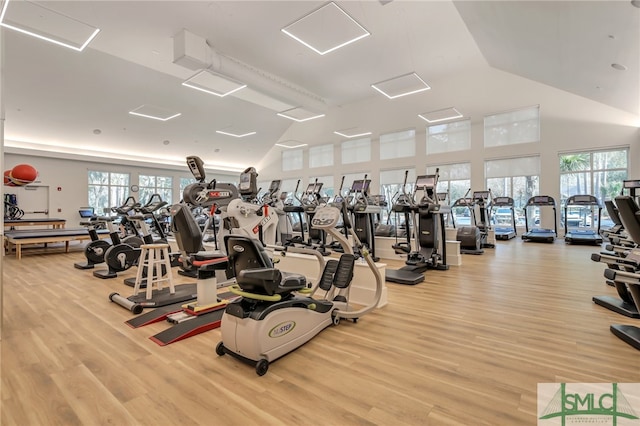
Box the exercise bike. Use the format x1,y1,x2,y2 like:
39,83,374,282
216,203,383,376
93,197,144,279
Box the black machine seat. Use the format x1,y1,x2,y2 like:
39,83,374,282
225,234,308,297
171,204,204,255
237,268,306,296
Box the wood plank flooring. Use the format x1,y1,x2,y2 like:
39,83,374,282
1,239,639,425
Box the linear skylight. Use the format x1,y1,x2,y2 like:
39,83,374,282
275,140,308,149
334,129,372,138
281,2,370,55
277,107,325,122
0,0,100,52
418,107,463,123
182,69,247,97
371,72,431,99
129,105,182,122
216,130,257,138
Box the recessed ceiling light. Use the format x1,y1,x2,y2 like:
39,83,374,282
281,1,370,55
275,140,308,149
92,129,102,135
163,140,170,145
277,107,325,122
216,130,257,138
418,107,463,124
0,0,100,52
611,63,627,71
129,105,182,121
182,69,247,97
371,72,431,99
632,0,640,8
333,129,372,138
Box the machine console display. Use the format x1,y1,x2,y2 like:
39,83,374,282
415,175,435,190
350,179,370,194
473,191,490,200
269,180,281,192
623,179,640,188
493,197,512,204
305,182,323,194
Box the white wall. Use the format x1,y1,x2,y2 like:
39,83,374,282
3,152,237,226
257,66,639,206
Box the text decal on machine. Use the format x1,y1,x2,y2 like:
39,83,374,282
268,321,296,338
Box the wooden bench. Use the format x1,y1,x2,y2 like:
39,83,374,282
4,218,66,229
3,228,109,260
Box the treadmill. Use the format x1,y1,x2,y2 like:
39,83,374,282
522,195,557,243
594,195,640,349
592,195,640,319
563,194,602,245
491,196,517,240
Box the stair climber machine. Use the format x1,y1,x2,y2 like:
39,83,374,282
93,196,145,279
327,176,349,253
223,167,279,248
216,202,383,376
386,170,449,285
490,196,517,240
563,194,603,245
348,176,380,262
522,195,558,243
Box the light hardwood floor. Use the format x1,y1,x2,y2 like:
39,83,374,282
1,238,638,425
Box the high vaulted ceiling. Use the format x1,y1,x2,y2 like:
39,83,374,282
3,1,638,172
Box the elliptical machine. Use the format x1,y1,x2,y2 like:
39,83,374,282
385,170,449,285
348,176,380,262
453,189,494,254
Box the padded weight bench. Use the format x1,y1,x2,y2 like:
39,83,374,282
3,228,109,259
4,218,66,229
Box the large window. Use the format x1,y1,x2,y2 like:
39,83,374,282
139,174,172,205
427,163,471,225
88,171,130,214
485,157,540,215
309,144,334,168
309,175,334,199
426,163,471,205
484,105,540,147
380,129,415,160
559,148,628,228
282,149,303,171
426,119,470,154
341,137,371,164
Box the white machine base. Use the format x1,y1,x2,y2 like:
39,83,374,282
275,252,388,308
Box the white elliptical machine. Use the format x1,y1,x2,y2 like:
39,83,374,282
215,204,382,376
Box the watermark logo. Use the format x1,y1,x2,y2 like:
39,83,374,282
538,383,640,425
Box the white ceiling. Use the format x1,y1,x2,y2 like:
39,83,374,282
3,1,639,172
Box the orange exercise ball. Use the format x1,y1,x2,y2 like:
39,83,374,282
4,170,16,186
10,164,38,185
